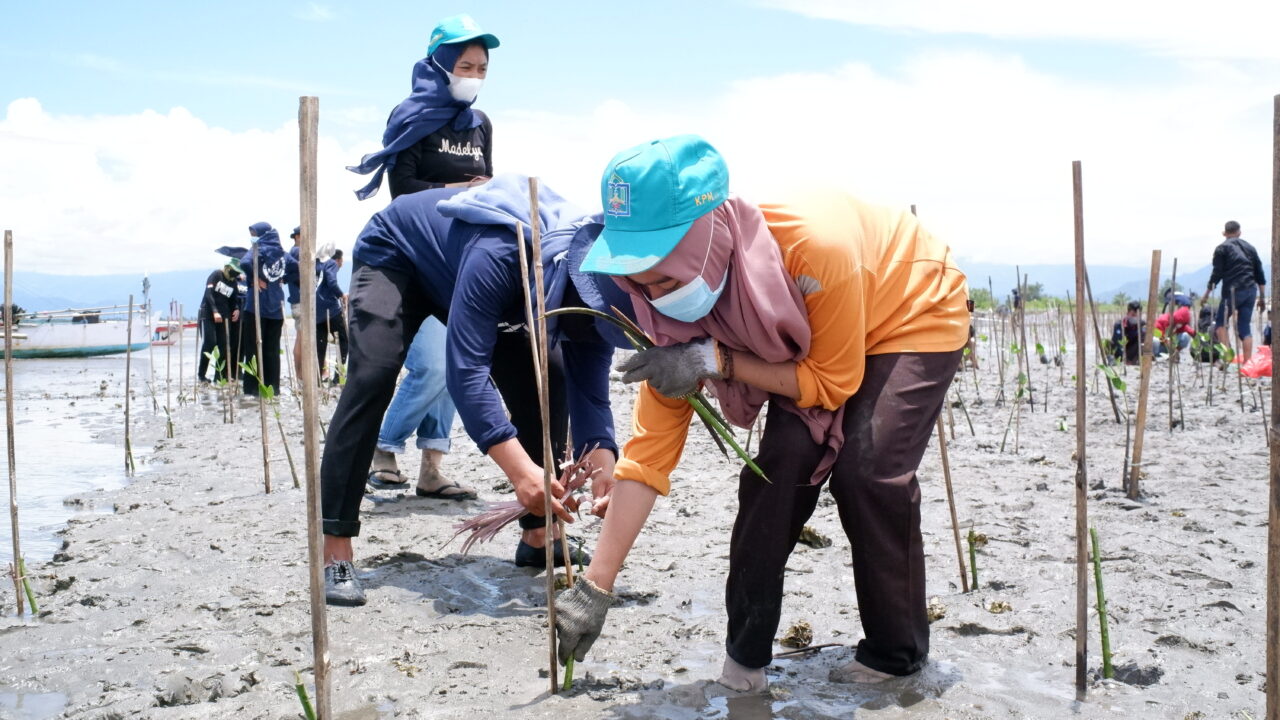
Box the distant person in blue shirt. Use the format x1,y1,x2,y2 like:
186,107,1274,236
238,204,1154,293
239,222,289,397
320,176,634,607
1205,220,1267,363
315,249,348,382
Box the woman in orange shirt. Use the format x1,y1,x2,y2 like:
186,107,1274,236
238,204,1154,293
555,135,969,690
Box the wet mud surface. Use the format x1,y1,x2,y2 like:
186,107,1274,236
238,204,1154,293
0,329,1269,718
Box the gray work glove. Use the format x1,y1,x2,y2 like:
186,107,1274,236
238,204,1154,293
617,337,725,398
555,577,615,665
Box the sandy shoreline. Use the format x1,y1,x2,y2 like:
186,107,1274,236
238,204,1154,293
0,339,1271,719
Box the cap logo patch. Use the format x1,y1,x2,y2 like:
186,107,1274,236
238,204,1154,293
694,191,716,206
430,32,443,46
605,173,630,217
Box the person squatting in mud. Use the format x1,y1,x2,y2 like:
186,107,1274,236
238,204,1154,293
554,135,970,690
318,176,637,607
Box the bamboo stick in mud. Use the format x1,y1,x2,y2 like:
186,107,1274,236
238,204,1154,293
533,179,566,693
164,300,173,438
1085,270,1123,423
297,95,331,720
936,414,968,592
4,230,24,615
125,296,135,476
1071,161,1090,694
178,303,185,402
1017,269,1035,412
1265,91,1279,720
1127,250,1161,499
1167,258,1178,431
251,247,272,494
515,213,560,694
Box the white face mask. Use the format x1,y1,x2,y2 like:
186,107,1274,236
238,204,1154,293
445,71,483,103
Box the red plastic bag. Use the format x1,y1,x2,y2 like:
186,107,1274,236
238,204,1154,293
1241,345,1272,378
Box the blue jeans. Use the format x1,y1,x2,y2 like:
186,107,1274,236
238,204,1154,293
1214,285,1257,339
1154,332,1191,356
376,317,456,454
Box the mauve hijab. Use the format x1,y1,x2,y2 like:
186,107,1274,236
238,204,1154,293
615,196,846,483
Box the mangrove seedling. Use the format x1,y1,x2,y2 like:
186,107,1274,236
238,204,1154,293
18,557,37,615
546,306,767,480
1090,527,1114,679
1098,363,1132,488
240,357,301,489
967,527,979,590
294,671,317,720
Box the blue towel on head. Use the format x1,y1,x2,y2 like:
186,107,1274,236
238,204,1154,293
346,55,483,200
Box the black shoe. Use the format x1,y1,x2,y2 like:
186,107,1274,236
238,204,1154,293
324,561,366,606
514,538,591,569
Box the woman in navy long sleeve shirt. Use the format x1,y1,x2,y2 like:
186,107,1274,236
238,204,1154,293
320,177,632,606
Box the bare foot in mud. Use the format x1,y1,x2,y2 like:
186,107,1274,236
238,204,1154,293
717,656,768,693
829,659,895,684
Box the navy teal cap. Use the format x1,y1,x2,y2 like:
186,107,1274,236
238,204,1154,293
427,14,500,56
580,134,728,276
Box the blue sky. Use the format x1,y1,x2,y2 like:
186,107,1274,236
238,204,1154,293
1,1,1277,275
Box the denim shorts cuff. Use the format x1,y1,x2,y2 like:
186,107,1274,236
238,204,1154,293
417,438,452,453
323,519,361,537
376,440,407,455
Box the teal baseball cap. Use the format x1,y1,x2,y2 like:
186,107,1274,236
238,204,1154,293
427,14,500,56
579,134,729,276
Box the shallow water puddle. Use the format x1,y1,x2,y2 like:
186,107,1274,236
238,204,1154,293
0,690,67,719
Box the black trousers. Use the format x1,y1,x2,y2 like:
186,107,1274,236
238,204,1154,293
320,263,566,537
239,314,283,396
316,311,350,373
725,350,961,676
197,315,231,382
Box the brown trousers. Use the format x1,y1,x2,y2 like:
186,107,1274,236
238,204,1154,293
725,350,961,675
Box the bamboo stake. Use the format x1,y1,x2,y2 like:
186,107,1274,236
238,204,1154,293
1127,250,1161,499
297,95,330,720
178,303,185,403
164,300,173,438
251,248,272,494
1084,271,1123,423
936,414,968,592
223,318,235,424
125,297,135,475
1017,270,1035,412
910,204,968,592
145,284,158,413
531,180,564,694
1167,259,1178,431
516,211,560,693
1265,91,1279,720
4,230,23,616
1071,161,1090,693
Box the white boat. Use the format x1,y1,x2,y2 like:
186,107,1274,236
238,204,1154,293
0,304,151,359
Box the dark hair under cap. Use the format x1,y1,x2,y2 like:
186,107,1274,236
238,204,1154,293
431,40,487,74
1127,300,1142,312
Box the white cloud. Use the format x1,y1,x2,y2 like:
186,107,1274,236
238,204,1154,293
0,98,385,275
295,3,335,22
760,0,1280,61
1,45,1273,278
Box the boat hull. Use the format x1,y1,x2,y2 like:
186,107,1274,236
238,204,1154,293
1,321,150,359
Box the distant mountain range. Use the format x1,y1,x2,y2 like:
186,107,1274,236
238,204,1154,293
945,260,1216,303
4,265,352,318
0,259,1250,317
